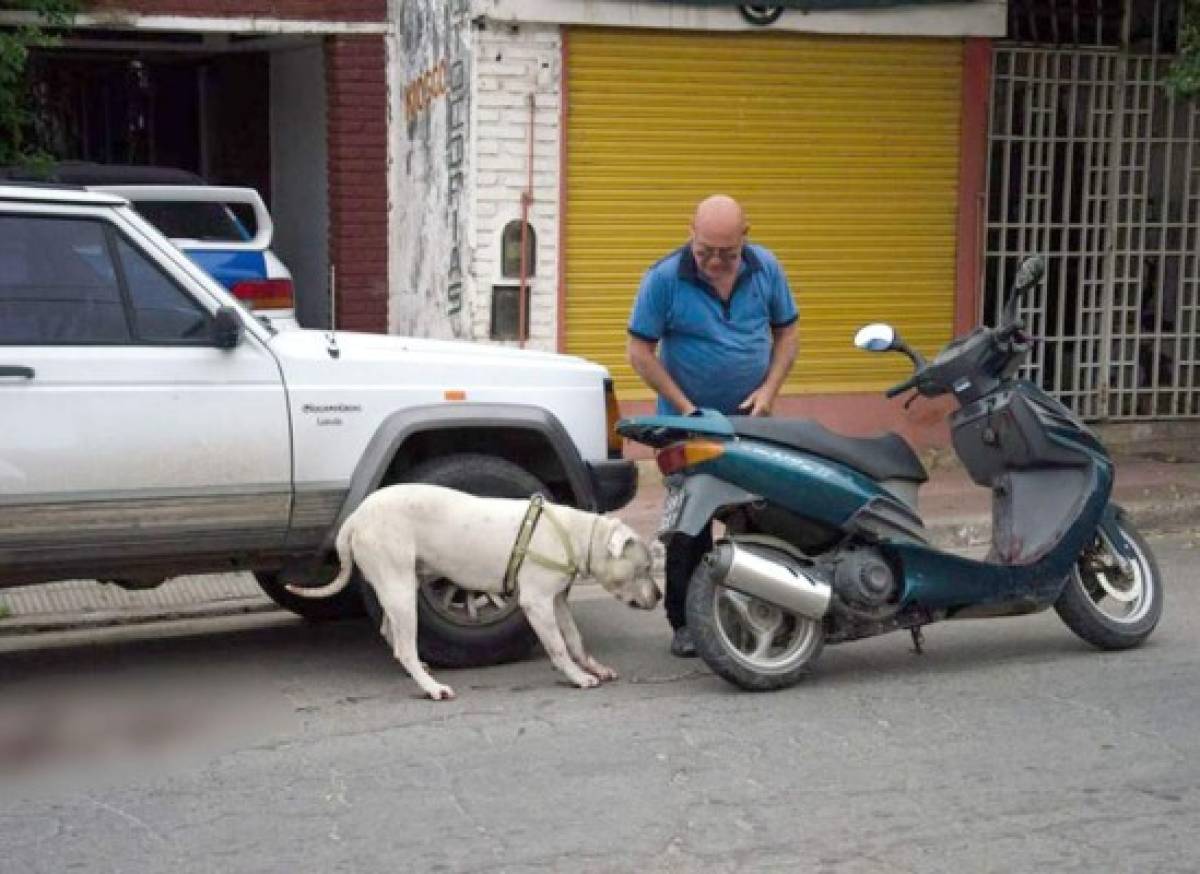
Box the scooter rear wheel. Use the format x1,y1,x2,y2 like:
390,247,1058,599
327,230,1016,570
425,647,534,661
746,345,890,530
1054,515,1163,650
685,544,824,691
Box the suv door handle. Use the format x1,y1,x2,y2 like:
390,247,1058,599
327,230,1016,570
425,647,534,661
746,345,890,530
0,365,35,379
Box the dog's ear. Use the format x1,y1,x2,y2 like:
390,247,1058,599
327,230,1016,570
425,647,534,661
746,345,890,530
607,523,637,559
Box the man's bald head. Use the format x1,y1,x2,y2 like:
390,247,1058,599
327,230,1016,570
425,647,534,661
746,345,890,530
689,195,748,288
692,194,747,239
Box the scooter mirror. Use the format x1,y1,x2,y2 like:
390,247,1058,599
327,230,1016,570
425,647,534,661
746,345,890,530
1013,255,1046,292
854,323,896,352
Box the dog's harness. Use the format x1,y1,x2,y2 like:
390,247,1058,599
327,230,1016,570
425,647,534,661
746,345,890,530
503,494,594,596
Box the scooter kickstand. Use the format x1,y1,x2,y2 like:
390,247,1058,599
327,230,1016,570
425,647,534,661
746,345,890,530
909,626,925,655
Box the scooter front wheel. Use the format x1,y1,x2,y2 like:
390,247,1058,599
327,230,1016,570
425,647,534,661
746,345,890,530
685,546,824,691
1054,515,1163,650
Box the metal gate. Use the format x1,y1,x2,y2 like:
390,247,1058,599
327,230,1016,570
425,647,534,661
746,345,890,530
985,3,1200,421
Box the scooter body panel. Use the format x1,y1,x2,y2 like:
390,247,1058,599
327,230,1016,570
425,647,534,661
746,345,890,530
887,461,1107,614
705,440,897,530
650,432,927,544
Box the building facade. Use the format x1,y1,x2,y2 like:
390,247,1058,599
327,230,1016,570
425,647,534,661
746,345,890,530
14,0,1196,440
13,0,390,333
392,0,1004,445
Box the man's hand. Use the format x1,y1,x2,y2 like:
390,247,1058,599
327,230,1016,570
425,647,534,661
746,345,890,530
738,322,797,417
627,336,696,416
738,386,775,417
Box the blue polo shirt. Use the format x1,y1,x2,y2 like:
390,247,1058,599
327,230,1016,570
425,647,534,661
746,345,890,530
628,243,798,415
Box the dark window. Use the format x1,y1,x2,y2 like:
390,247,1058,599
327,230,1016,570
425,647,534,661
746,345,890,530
490,283,529,340
114,237,211,343
0,215,131,344
131,200,251,243
501,220,536,278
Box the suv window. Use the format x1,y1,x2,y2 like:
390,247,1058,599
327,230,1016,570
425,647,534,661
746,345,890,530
114,236,212,342
0,215,130,344
0,213,214,346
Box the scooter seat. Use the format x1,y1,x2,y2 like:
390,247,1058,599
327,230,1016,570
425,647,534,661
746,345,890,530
727,417,929,483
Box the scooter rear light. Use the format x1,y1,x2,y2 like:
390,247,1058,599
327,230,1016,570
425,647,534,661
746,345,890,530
231,278,294,310
656,440,725,476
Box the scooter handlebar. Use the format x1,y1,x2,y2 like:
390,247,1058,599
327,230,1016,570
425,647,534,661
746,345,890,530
885,374,920,399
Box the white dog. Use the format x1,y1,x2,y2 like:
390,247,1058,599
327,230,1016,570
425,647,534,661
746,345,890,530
287,483,660,700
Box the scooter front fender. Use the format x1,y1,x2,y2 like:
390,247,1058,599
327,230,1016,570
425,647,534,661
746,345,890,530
1097,503,1138,562
659,473,760,540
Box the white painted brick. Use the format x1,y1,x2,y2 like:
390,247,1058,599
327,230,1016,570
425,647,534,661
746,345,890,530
463,22,564,338
478,154,528,171
482,92,544,109
490,123,530,141
477,61,533,79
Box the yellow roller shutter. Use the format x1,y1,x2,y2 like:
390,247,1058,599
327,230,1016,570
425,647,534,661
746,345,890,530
564,28,962,401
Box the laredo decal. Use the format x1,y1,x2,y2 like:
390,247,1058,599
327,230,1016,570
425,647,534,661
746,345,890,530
302,402,363,427
302,403,363,414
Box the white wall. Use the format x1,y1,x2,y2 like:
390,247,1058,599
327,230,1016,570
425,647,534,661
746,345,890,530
389,1,1003,346
390,0,474,339
469,23,562,349
270,42,330,329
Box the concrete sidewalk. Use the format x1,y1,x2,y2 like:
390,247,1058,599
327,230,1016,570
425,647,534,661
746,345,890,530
2,450,1198,636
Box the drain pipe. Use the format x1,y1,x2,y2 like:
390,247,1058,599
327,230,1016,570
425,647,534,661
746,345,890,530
517,91,534,348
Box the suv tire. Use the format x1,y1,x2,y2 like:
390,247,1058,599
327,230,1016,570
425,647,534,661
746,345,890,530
359,453,546,668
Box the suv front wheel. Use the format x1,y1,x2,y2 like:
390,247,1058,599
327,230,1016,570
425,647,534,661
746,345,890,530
359,453,547,668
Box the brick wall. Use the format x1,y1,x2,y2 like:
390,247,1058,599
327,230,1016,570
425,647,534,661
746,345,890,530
84,1,385,20
327,34,389,333
471,24,563,349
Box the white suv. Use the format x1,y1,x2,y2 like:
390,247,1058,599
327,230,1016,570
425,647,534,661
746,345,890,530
0,184,635,667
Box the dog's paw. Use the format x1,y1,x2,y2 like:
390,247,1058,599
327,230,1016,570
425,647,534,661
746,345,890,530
573,673,602,689
426,684,457,701
586,660,619,682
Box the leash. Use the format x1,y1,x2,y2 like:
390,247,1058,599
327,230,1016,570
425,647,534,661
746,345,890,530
502,494,584,595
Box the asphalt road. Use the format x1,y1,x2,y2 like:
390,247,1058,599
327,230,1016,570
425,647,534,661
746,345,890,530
1,532,1197,873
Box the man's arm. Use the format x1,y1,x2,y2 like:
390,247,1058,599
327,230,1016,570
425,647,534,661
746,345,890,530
627,335,696,416
738,321,798,416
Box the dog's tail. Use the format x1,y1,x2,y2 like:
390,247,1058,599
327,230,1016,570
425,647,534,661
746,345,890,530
285,519,356,599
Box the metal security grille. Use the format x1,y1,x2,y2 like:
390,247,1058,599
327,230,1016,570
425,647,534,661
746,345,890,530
985,1,1200,421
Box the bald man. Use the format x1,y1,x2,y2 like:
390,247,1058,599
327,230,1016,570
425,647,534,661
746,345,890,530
627,194,798,657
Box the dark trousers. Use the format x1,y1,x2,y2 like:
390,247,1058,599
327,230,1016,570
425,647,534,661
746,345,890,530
664,526,713,630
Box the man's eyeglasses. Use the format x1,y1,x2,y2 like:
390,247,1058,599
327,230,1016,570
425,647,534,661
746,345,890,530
693,244,742,264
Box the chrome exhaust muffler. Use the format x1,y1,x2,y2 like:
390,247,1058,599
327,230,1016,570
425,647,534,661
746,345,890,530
706,541,831,620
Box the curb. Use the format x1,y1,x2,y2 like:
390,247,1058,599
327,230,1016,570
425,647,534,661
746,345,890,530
0,597,279,638
927,496,1200,550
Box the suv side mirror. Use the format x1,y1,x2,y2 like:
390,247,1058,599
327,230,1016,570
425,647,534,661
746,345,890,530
1013,255,1045,292
213,305,243,349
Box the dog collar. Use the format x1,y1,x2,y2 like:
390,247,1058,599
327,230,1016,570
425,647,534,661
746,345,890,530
503,494,579,595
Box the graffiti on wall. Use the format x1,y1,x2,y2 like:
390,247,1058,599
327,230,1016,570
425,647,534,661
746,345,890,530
395,0,471,337
446,1,468,317
404,60,447,122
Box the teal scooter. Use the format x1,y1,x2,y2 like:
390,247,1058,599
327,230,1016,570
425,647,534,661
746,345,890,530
618,257,1163,691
